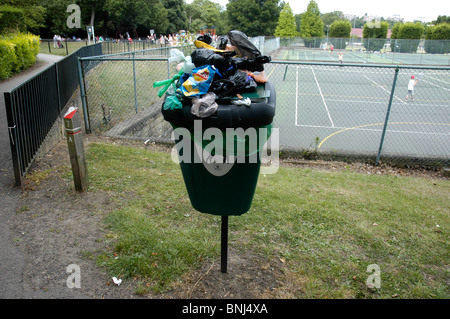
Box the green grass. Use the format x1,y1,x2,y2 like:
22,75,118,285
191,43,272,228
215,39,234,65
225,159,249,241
82,60,169,133
39,40,88,56
86,142,449,298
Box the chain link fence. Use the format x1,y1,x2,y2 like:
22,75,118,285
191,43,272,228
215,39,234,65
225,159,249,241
78,46,450,168
275,37,450,66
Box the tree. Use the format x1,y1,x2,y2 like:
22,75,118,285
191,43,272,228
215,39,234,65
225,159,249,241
328,20,351,49
390,22,424,53
432,15,450,25
294,14,301,34
162,0,187,34
274,2,298,37
299,0,323,47
226,0,283,37
362,21,388,51
0,0,45,34
425,23,450,53
40,0,73,36
321,11,343,34
105,0,168,37
390,22,402,39
329,20,351,38
185,0,226,34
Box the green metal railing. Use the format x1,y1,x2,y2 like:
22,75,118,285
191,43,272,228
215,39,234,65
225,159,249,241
5,43,103,185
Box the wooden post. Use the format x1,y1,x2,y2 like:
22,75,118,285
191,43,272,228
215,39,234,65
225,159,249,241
64,107,89,191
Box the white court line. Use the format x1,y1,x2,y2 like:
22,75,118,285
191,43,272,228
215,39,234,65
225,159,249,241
325,98,450,107
424,74,450,86
293,124,449,136
363,74,407,105
346,52,367,63
310,66,335,127
420,79,450,92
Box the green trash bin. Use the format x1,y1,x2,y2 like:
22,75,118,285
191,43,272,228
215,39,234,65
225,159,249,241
163,81,276,216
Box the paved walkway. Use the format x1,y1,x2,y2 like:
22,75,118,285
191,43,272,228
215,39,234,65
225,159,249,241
0,54,63,298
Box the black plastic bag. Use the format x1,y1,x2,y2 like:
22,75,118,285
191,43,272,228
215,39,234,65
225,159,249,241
191,48,228,69
197,33,212,45
191,48,237,77
217,35,228,50
228,30,261,60
210,70,257,98
229,70,257,92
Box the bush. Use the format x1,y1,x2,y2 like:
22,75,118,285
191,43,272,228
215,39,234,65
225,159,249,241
0,39,17,79
425,23,450,53
394,22,424,53
329,21,351,49
363,21,389,51
0,33,40,80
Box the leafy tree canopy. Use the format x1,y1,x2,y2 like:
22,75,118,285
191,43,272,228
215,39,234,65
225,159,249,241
0,0,45,34
299,0,323,38
226,0,284,37
329,20,351,38
274,2,298,37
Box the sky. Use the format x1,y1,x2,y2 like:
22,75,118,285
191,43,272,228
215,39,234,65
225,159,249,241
187,0,449,23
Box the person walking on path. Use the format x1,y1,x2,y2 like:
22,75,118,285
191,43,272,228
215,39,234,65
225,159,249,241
406,75,418,102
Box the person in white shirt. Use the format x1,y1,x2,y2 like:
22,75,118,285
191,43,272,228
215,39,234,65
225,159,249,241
406,75,418,101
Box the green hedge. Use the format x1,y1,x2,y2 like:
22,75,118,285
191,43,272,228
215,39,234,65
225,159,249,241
0,33,39,80
425,23,450,54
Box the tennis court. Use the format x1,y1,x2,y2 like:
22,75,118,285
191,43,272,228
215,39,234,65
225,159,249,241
80,42,450,166
265,61,450,163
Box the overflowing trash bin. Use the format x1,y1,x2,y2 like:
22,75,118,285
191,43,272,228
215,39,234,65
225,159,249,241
155,30,276,216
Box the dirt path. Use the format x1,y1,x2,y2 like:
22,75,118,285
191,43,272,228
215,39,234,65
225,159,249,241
0,55,66,298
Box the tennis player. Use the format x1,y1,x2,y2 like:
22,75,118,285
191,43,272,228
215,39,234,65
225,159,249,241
406,75,418,102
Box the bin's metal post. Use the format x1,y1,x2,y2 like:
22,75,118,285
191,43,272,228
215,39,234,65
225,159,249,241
376,66,399,166
64,107,89,192
221,216,229,273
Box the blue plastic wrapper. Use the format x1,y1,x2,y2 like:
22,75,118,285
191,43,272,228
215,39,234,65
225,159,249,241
178,65,216,98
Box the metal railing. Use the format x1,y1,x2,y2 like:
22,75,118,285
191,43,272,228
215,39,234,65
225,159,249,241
5,43,102,185
78,46,450,168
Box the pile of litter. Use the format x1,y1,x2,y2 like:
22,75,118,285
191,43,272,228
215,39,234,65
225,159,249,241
153,30,271,118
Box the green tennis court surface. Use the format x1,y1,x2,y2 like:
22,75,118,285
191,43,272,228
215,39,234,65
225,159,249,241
265,62,450,162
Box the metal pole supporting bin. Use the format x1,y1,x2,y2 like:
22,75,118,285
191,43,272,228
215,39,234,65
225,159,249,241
162,81,276,272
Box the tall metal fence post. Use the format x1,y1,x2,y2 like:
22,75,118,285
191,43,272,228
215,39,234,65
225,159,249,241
4,92,22,186
132,52,138,113
76,57,91,133
376,66,400,166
